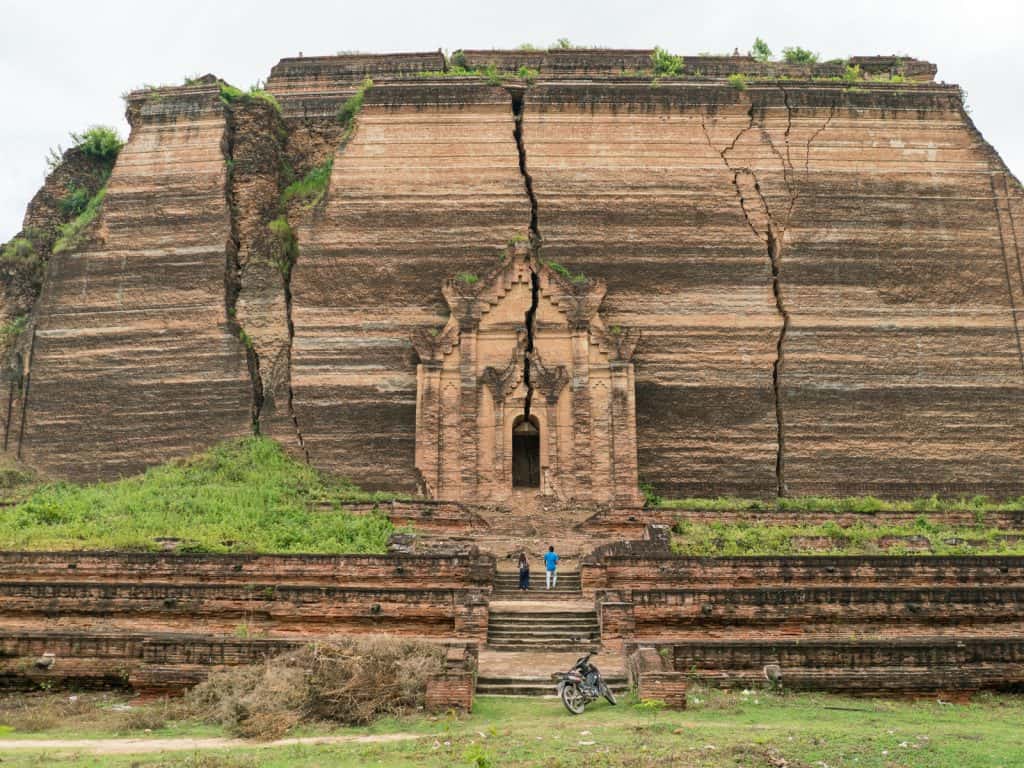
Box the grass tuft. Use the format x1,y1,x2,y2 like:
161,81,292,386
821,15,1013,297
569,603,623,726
52,187,106,254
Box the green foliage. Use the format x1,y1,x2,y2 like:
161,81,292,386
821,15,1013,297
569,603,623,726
70,126,124,164
651,46,684,77
480,63,502,86
338,78,374,137
517,42,540,51
218,82,245,104
456,272,479,285
52,187,106,254
727,73,748,91
517,65,539,84
450,49,468,69
268,215,298,277
751,37,772,62
658,494,1024,514
237,327,254,350
0,315,28,345
783,46,819,64
843,64,862,82
671,516,1024,556
0,437,395,553
1,238,37,265
280,158,333,209
218,81,282,113
640,482,662,508
551,37,574,49
544,260,587,284
58,184,91,217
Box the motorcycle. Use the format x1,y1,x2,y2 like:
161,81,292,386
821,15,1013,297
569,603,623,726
553,651,617,714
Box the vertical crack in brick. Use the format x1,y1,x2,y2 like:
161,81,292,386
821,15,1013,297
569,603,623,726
511,88,542,419
221,105,265,435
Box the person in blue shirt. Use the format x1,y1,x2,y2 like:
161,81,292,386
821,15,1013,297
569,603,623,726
544,545,559,590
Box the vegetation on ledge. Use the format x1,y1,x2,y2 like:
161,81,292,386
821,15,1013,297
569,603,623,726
672,518,1024,556
0,437,396,553
654,494,1024,513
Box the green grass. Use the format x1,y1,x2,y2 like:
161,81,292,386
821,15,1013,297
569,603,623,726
280,159,333,209
0,237,37,265
338,78,374,135
672,517,1024,556
218,83,282,113
657,494,1024,513
52,186,106,254
1,691,1022,767
0,437,395,553
70,126,123,164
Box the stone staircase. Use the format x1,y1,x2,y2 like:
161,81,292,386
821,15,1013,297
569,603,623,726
491,569,582,599
486,605,601,650
476,670,629,697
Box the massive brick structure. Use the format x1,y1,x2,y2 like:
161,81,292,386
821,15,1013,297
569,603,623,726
2,50,1023,503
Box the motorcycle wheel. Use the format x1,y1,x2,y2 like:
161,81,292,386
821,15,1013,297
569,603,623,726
561,683,586,715
603,685,617,706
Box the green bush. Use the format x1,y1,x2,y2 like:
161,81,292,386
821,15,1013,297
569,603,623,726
783,46,819,64
751,37,772,62
52,187,106,254
456,272,479,285
842,64,862,83
58,184,91,217
218,83,282,113
450,50,468,69
70,126,123,164
1,238,37,264
551,38,573,50
0,315,27,345
727,73,748,91
517,66,539,84
0,436,396,553
545,260,587,284
651,46,684,77
268,215,298,276
280,158,333,208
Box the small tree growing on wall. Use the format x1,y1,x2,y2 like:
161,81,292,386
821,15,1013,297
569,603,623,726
751,37,772,62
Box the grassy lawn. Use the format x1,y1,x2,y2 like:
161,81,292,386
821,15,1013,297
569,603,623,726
0,691,1021,767
0,438,394,553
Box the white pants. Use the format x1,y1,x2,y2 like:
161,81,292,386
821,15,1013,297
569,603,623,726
546,569,557,589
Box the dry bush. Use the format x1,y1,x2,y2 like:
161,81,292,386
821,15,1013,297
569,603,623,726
0,692,93,732
183,635,444,740
122,702,169,732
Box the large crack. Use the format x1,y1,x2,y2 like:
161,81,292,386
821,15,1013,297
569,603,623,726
510,89,542,420
702,95,837,496
221,105,265,435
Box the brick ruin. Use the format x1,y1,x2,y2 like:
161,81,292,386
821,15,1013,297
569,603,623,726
2,49,1024,705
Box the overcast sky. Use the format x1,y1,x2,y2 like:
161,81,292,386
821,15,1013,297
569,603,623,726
1,0,1021,241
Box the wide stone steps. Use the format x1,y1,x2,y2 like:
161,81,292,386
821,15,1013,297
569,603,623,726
492,571,582,600
476,674,629,697
487,606,600,651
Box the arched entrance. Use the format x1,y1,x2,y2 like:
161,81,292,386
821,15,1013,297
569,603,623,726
512,416,540,488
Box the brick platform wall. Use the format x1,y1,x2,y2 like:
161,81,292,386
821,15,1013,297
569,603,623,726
637,671,687,710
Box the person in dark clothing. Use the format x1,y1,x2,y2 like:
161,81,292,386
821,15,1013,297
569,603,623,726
518,552,530,590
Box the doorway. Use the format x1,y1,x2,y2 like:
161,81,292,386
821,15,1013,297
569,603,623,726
512,416,540,487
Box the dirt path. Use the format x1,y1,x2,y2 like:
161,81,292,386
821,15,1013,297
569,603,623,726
0,731,422,755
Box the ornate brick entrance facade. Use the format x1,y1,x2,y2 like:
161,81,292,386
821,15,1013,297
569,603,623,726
412,242,642,505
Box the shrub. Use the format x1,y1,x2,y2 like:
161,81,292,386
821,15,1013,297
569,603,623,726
70,126,123,164
58,184,91,217
728,73,748,91
545,260,587,283
843,64,862,83
281,158,333,209
517,65,539,84
450,49,468,69
551,38,574,50
651,46,684,77
480,63,502,86
218,82,245,104
751,37,772,62
184,636,445,739
456,272,479,285
53,187,106,254
268,216,298,276
1,238,36,265
0,315,28,345
782,46,819,64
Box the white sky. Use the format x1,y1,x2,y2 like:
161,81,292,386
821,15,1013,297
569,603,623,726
1,0,1021,241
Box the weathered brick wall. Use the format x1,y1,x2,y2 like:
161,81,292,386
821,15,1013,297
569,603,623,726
583,555,1024,594
636,672,687,709
425,672,475,712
